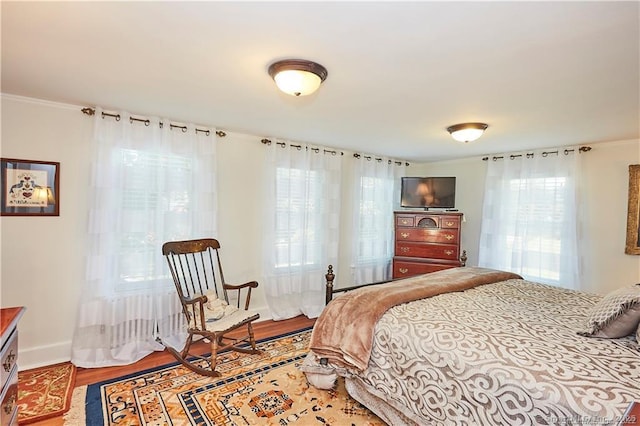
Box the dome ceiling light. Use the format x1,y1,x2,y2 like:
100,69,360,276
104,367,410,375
268,59,328,97
446,123,489,143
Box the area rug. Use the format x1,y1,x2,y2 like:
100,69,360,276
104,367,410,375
64,328,384,425
17,361,76,424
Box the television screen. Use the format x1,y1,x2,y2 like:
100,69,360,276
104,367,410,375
401,177,456,209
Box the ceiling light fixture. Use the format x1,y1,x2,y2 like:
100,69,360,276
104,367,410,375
446,123,489,143
268,59,328,97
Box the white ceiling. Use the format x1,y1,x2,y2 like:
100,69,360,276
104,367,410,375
2,1,639,162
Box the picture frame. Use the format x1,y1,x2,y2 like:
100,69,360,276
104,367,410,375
1,158,60,216
625,164,640,255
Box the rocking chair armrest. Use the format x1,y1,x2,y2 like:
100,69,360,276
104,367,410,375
224,281,258,310
223,281,259,290
183,294,208,305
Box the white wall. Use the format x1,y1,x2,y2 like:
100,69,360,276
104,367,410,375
1,96,92,369
413,140,640,294
2,94,638,369
580,140,640,293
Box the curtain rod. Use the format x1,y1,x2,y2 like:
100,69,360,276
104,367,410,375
353,153,410,166
260,138,343,156
81,107,226,137
259,138,409,165
482,146,592,161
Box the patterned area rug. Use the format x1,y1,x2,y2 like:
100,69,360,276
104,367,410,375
18,361,76,424
65,328,384,425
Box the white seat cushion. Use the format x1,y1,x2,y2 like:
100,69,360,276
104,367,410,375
203,308,260,332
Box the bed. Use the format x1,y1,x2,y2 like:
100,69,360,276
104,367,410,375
302,266,640,425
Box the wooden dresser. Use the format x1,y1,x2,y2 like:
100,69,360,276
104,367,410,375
393,211,466,279
619,401,640,425
1,307,25,426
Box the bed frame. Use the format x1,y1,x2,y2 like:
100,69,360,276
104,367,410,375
324,265,397,304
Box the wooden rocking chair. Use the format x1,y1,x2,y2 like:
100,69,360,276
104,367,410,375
161,238,261,376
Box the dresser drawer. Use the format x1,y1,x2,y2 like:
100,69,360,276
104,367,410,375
393,260,454,278
396,215,414,227
0,331,17,391
396,228,459,244
396,242,459,260
0,368,17,426
440,217,460,229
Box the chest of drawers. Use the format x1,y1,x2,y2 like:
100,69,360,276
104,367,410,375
393,211,466,279
1,307,25,426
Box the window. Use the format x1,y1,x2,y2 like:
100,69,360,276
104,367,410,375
273,167,323,270
503,177,567,282
262,142,342,319
350,158,404,284
479,151,580,289
355,176,395,264
73,109,217,367
117,148,193,290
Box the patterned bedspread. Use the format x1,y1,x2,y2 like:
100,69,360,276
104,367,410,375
337,279,640,425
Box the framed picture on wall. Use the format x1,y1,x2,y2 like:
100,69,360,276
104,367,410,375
625,164,640,255
1,158,60,216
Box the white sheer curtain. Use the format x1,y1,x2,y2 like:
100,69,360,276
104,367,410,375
71,108,217,367
351,156,406,284
478,148,582,289
262,141,343,320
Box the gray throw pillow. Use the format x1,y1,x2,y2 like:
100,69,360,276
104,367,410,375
580,284,640,338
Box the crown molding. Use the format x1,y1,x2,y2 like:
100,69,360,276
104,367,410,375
1,93,83,111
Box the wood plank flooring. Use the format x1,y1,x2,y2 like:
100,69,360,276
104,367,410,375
28,315,316,426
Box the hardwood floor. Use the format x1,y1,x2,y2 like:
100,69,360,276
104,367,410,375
28,315,316,426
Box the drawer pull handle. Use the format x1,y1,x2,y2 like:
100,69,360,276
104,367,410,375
446,221,455,227
2,394,15,415
400,232,409,239
445,234,454,240
400,247,410,253
2,351,15,372
444,250,454,256
399,268,409,274
400,219,410,225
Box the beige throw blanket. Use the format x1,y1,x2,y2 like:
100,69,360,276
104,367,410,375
309,267,522,372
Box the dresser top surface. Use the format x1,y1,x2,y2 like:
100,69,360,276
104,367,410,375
1,307,25,339
395,210,462,216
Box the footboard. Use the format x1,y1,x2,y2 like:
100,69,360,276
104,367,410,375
324,265,396,304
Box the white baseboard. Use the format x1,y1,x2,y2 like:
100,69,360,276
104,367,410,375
20,341,72,371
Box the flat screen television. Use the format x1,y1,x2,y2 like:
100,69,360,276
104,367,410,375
400,176,456,209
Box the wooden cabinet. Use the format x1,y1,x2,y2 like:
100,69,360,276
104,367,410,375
1,307,25,426
393,211,466,279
